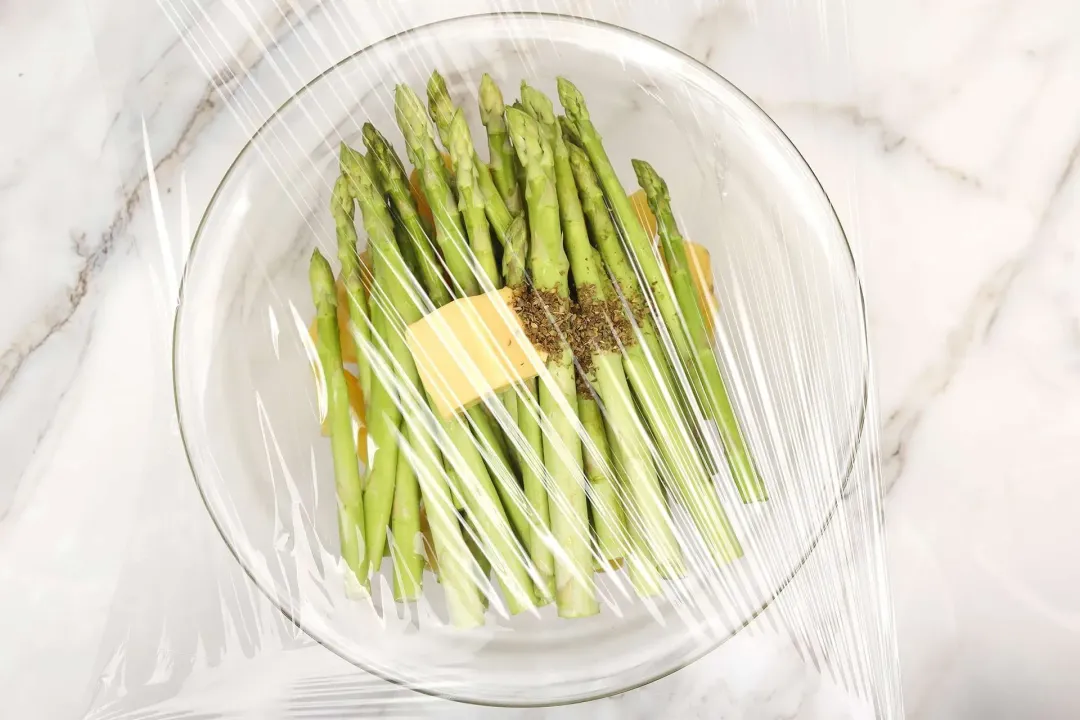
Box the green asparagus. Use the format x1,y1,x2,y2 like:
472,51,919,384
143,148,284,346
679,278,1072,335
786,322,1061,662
312,73,767,622
396,84,478,297
557,78,695,368
363,122,453,310
448,109,501,289
634,159,766,503
310,249,368,589
568,142,742,566
331,173,372,400
506,105,598,618
427,71,515,244
523,83,680,587
341,145,487,626
391,101,539,611
503,214,556,603
578,393,625,566
479,74,524,215
391,426,424,601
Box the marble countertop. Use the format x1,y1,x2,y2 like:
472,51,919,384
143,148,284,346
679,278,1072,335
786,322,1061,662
4,0,1080,718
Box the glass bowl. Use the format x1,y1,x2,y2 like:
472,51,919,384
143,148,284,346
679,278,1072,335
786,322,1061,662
174,12,867,707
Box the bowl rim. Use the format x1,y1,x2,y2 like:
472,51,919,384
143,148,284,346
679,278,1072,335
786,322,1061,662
173,10,869,709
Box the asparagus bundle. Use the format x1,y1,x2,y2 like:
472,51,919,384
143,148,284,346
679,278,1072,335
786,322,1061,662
307,72,764,626
395,84,537,614
520,84,677,590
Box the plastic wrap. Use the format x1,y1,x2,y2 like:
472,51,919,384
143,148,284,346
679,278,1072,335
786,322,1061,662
82,1,903,717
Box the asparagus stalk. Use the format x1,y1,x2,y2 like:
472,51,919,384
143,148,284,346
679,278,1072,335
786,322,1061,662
444,109,536,523
342,146,404,572
310,249,368,589
522,83,627,566
387,104,538,612
363,123,453,310
427,71,515,244
633,159,766,503
364,124,464,513
331,174,372,399
479,74,524,215
506,106,598,618
568,143,742,566
522,84,679,586
341,146,486,626
447,109,501,289
578,392,625,566
557,78,695,368
402,84,535,553
503,215,556,603
360,289,401,572
396,84,479,297
392,426,424,601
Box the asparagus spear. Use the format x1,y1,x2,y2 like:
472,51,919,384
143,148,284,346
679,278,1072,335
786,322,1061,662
392,426,424,601
360,287,401,572
522,84,679,587
557,78,695,369
331,174,372,400
444,108,537,516
363,123,453,310
506,106,598,618
427,71,515,244
503,215,556,603
633,159,766,503
568,143,743,566
364,124,464,513
381,107,539,612
479,74,524,215
578,392,625,566
341,146,404,573
310,249,368,589
401,84,535,544
396,84,479,297
522,83,627,566
448,109,501,289
340,146,486,626
401,85,535,552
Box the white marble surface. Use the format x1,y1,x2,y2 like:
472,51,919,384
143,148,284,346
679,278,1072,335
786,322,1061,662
3,0,1080,718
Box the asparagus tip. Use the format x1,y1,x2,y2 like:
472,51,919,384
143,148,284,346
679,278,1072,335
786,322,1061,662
339,142,364,175
426,70,455,140
427,68,448,96
478,73,504,126
503,106,535,165
520,82,555,125
447,109,471,164
632,158,670,204
330,174,352,215
309,248,335,296
555,76,586,121
360,121,378,145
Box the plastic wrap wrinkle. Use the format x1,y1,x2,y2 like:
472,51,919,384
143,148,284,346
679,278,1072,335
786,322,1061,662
81,2,903,718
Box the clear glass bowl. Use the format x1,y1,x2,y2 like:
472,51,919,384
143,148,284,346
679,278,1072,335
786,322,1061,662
174,13,867,707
